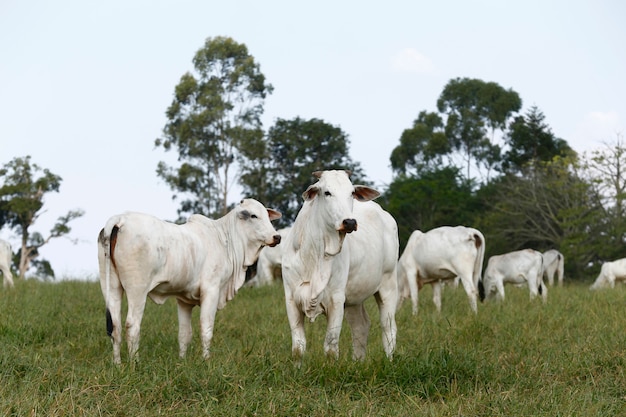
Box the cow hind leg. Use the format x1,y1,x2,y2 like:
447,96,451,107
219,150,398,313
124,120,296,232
105,283,124,364
125,294,148,362
459,275,478,313
345,304,370,361
374,289,397,360
496,279,506,302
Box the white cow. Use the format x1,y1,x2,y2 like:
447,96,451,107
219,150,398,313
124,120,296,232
589,258,626,290
0,239,14,289
282,170,398,363
543,249,565,286
397,226,485,315
246,227,292,287
480,249,547,302
98,199,281,364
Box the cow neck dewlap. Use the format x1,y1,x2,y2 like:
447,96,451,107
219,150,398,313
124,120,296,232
292,207,343,319
214,211,246,310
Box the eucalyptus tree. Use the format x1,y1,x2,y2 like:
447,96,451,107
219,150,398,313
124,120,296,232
0,156,84,278
389,111,450,177
436,77,522,182
155,36,273,219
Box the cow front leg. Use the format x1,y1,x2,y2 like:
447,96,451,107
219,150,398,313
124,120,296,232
432,281,443,313
285,296,306,366
344,304,370,361
1,266,14,289
408,269,419,315
324,294,346,360
199,289,220,360
177,299,194,358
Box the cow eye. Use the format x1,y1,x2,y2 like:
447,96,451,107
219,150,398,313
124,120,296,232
251,214,258,219
324,191,332,197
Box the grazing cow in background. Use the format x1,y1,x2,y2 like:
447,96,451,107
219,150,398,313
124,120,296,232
480,249,546,303
98,199,281,364
0,239,14,289
589,258,626,290
282,170,398,363
246,227,292,287
397,226,485,315
543,249,565,286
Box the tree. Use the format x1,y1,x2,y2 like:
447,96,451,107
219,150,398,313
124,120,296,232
155,36,273,220
502,105,573,172
476,156,603,279
239,117,368,227
0,156,84,279
580,134,626,262
436,77,522,181
381,166,476,249
389,111,450,177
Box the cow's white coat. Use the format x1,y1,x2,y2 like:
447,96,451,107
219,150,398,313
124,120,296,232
590,258,626,290
281,170,398,363
481,249,547,302
0,239,14,289
397,226,485,315
98,199,281,364
543,249,565,286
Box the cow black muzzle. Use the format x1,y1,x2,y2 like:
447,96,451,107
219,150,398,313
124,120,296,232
340,218,358,233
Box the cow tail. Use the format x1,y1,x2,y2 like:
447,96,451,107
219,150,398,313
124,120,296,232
478,279,486,302
99,223,119,338
538,254,544,296
472,230,486,300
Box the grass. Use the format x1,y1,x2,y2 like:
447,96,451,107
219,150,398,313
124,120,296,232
1,278,626,416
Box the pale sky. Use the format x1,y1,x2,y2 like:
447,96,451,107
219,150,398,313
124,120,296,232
1,0,624,279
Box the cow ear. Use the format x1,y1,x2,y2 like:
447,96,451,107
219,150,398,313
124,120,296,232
312,171,323,179
302,184,319,201
267,209,282,221
353,185,380,202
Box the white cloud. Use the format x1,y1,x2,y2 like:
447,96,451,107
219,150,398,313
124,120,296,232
391,48,435,74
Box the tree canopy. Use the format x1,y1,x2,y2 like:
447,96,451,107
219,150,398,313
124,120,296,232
436,77,522,181
0,156,84,278
155,36,273,219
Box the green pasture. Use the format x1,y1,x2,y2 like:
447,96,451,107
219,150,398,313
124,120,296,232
1,278,625,416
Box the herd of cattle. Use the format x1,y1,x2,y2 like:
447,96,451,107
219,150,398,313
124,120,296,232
1,170,626,364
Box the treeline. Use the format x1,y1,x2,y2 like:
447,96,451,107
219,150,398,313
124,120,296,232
2,36,623,280
155,36,624,281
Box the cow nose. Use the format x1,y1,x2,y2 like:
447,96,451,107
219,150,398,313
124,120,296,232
269,234,281,247
342,218,357,233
